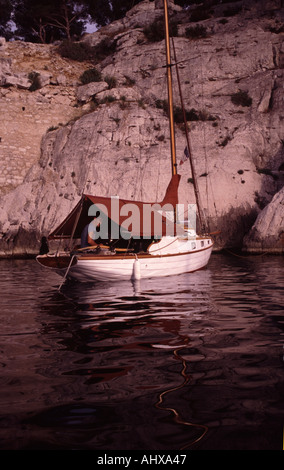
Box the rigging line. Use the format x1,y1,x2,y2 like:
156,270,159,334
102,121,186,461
155,136,162,202
199,55,210,226
171,37,207,233
155,346,208,450
134,79,148,200
198,46,218,227
125,15,143,202
136,147,150,202
148,236,177,253
123,237,133,259
109,106,132,196
141,55,201,74
67,101,110,250
136,118,160,201
135,127,143,201
58,254,76,291
128,53,143,201
81,105,107,196
224,248,269,258
133,98,145,200
133,3,154,202
155,70,168,202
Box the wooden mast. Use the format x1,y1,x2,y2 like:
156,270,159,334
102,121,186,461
163,0,207,233
171,38,207,233
163,0,177,177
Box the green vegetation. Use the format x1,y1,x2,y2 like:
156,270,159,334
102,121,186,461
58,40,94,62
100,95,116,104
231,90,252,107
80,68,102,84
143,18,178,42
57,36,117,63
2,1,150,44
185,25,208,40
220,136,232,147
123,76,136,87
257,168,278,180
93,37,117,62
223,6,242,17
28,71,41,91
104,75,117,89
189,6,211,22
155,99,217,123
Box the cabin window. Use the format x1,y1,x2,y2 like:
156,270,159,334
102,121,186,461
191,242,196,250
201,241,204,247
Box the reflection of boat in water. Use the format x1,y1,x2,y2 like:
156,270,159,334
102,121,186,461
36,0,215,284
57,269,212,449
59,268,213,323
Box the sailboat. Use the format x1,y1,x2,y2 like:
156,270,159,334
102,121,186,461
36,0,214,283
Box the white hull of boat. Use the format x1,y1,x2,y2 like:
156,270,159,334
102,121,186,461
62,238,213,283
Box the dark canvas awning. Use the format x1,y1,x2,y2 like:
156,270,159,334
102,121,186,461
48,174,181,240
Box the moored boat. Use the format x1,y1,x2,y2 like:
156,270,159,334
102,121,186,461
36,0,215,284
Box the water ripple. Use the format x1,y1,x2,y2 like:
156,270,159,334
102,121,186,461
0,255,283,449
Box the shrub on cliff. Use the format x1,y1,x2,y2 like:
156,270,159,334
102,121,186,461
189,6,211,22
28,71,41,91
143,18,178,42
104,75,117,89
58,40,94,61
231,90,252,107
186,25,208,40
80,68,102,84
93,37,117,62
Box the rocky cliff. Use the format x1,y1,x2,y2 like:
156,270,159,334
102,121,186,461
0,0,283,257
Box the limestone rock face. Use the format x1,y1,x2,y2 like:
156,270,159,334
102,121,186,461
0,0,284,256
243,187,284,253
0,102,176,256
76,81,109,102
